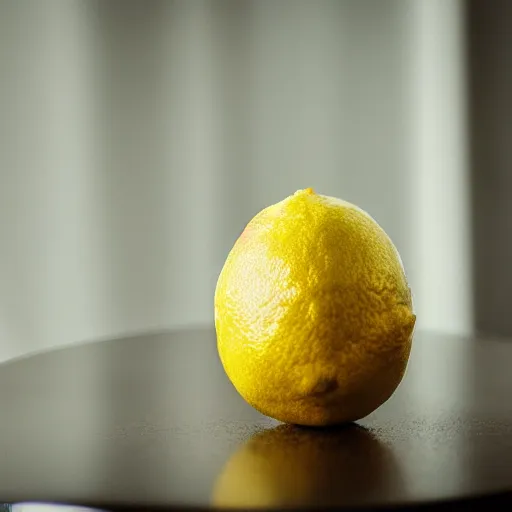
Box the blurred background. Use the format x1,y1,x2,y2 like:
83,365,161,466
0,0,510,362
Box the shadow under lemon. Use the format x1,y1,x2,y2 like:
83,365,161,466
212,423,404,509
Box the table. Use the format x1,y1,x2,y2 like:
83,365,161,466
0,328,511,511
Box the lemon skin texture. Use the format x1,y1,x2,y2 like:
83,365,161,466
214,188,416,426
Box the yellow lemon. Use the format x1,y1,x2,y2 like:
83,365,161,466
214,188,415,426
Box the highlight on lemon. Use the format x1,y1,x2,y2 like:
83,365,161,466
214,188,415,426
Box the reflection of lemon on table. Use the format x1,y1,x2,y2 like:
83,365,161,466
215,188,415,426
212,424,398,509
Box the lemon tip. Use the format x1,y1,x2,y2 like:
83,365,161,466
295,187,315,196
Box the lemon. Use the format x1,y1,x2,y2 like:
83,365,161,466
214,188,415,426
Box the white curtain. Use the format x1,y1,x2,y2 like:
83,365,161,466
0,0,472,362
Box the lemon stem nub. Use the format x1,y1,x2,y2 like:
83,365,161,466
295,188,315,196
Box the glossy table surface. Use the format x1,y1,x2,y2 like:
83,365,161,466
1,328,512,511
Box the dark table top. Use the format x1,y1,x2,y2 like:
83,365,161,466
0,328,512,511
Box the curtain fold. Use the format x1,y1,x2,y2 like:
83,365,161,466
0,0,474,362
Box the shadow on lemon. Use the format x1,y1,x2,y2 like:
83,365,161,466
212,423,404,509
